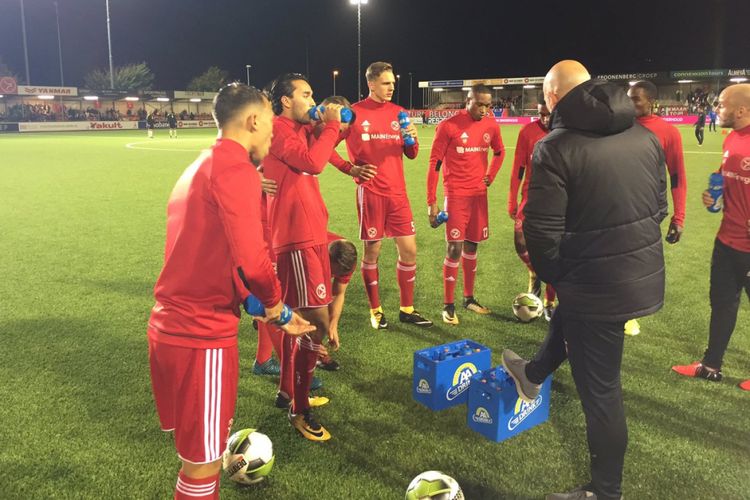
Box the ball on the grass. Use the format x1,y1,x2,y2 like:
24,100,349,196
512,292,543,323
405,471,464,500
222,428,274,485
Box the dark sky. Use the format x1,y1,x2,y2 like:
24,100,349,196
1,0,749,105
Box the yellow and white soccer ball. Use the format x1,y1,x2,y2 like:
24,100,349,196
512,292,544,322
222,428,275,485
405,471,464,500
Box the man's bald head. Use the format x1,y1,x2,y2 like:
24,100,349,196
717,83,750,130
543,60,591,111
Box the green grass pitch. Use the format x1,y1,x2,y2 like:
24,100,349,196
0,124,747,499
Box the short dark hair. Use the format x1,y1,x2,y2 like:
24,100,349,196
212,82,268,128
322,95,352,108
631,80,658,101
366,62,394,82
329,239,357,275
268,73,309,115
470,83,492,96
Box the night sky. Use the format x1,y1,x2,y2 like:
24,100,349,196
1,0,749,105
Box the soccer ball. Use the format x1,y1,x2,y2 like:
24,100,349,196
405,471,464,500
222,428,275,485
512,293,543,323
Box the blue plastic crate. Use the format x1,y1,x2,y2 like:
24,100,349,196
467,366,552,442
412,339,491,411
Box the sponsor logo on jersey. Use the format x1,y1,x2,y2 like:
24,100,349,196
472,407,493,424
508,395,543,431
417,379,432,394
368,133,401,141
446,362,478,400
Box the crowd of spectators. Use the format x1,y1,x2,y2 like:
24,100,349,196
0,103,212,122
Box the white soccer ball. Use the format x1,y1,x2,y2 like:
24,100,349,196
405,471,464,500
512,292,544,323
222,428,275,485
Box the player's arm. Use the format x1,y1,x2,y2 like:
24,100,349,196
327,278,349,340
665,129,687,228
212,163,281,309
427,123,450,222
508,130,527,218
522,143,568,285
278,122,341,175
485,124,505,186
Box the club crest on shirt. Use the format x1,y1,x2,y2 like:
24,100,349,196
460,132,469,144
316,284,327,299
390,120,400,131
741,157,750,171
483,132,491,144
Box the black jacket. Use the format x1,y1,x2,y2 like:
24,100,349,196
523,79,667,322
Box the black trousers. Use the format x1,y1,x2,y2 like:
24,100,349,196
526,308,626,500
709,120,717,132
695,127,704,145
703,238,750,369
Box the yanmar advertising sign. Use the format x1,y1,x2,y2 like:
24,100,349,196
17,85,78,97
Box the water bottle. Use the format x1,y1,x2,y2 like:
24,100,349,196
431,210,449,228
243,294,292,326
397,111,416,146
308,105,353,123
707,172,723,213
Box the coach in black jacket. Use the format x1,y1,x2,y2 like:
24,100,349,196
502,60,667,500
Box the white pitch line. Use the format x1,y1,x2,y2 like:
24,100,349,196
125,139,210,152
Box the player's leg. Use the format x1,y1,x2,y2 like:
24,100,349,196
543,283,557,321
514,223,542,298
387,194,432,327
461,195,490,314
442,240,462,325
253,321,281,376
357,185,387,329
148,125,154,139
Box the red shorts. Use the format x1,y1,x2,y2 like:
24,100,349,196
444,194,489,243
148,336,238,464
276,245,332,309
357,185,415,241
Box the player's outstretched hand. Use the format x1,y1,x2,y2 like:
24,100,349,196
428,203,439,228
280,312,317,336
328,326,340,351
260,175,278,196
665,221,683,244
351,163,377,181
321,103,343,123
701,190,713,208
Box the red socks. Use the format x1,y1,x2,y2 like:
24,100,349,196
443,257,459,304
545,283,557,305
278,332,297,399
175,471,219,499
397,260,416,308
361,261,380,309
461,250,477,298
292,335,321,414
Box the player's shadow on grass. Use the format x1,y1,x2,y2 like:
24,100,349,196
83,278,154,298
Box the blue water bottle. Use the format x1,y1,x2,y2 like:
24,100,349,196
707,172,723,213
397,111,416,147
243,294,292,326
431,210,449,228
308,105,353,123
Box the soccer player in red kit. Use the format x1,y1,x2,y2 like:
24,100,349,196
264,73,344,441
427,84,505,325
507,103,556,320
147,84,313,499
343,61,433,329
672,83,750,391
627,80,688,336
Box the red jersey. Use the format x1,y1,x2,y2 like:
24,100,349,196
508,120,548,218
149,139,281,349
637,115,687,226
263,115,340,254
718,124,750,252
427,110,505,204
343,97,419,197
327,231,354,284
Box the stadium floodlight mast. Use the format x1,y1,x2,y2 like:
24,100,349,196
333,70,339,95
246,65,252,85
106,0,114,89
54,1,64,86
349,0,368,100
19,0,31,84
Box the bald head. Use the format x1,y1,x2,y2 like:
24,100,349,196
717,83,750,130
543,60,591,111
